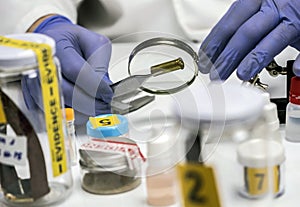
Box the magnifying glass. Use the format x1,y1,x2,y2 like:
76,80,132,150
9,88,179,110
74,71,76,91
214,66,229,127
111,37,200,114
127,37,199,94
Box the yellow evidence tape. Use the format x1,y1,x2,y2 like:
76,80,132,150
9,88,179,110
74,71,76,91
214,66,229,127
0,98,6,124
0,36,67,177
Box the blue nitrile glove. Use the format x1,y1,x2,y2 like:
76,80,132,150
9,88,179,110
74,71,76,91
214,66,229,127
21,15,113,125
198,0,300,81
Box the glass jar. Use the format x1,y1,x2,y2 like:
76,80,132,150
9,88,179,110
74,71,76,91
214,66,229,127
0,34,73,206
79,114,142,194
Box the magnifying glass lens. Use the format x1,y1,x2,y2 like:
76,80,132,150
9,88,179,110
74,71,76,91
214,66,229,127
128,39,198,94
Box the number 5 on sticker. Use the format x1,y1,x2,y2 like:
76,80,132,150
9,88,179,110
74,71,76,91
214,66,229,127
89,114,120,128
177,163,221,207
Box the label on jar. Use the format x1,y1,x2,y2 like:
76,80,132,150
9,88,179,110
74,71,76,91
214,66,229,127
0,36,67,177
245,165,280,196
81,139,145,161
81,138,146,171
0,134,27,166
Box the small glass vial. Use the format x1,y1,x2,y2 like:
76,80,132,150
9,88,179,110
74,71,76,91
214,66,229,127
286,76,300,142
65,108,77,165
237,139,285,199
79,114,142,194
146,135,179,206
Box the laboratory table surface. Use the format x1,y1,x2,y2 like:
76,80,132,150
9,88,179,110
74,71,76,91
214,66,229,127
59,131,300,207
19,42,300,206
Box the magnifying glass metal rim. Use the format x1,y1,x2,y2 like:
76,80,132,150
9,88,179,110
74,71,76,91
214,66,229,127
128,37,199,94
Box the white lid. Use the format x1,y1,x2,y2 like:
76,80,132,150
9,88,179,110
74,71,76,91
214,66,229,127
147,134,177,167
147,134,172,157
264,102,280,131
237,139,285,167
259,92,279,131
0,33,55,69
261,92,271,105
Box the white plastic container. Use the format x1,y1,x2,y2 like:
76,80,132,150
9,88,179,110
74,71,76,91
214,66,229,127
237,139,285,199
286,76,300,142
0,34,73,206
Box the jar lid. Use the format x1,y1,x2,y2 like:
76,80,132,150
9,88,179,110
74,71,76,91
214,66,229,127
0,33,55,70
263,102,279,131
147,133,177,168
65,108,75,121
237,139,285,168
86,114,128,138
261,92,271,105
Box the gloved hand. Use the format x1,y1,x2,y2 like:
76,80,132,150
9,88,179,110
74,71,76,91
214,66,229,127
198,0,300,81
22,15,113,125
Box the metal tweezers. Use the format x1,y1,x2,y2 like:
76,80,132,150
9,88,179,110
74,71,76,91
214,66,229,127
111,74,155,115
